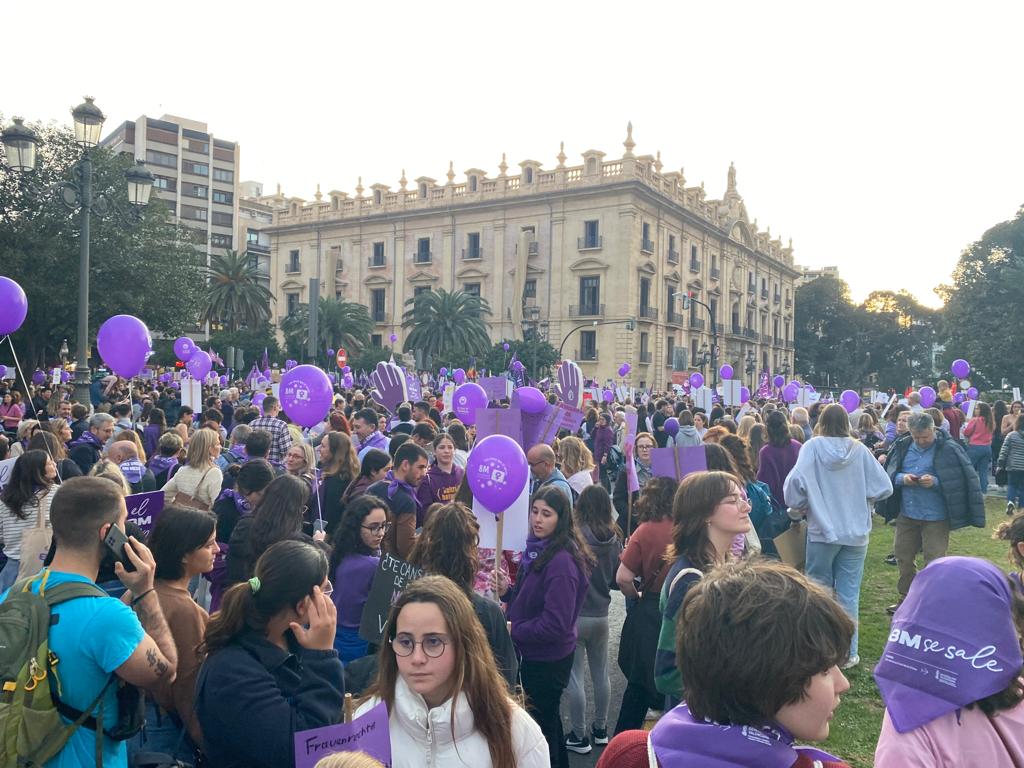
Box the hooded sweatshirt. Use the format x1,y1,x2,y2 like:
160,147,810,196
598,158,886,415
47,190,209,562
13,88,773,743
579,523,623,618
672,425,703,448
414,462,464,522
783,436,893,546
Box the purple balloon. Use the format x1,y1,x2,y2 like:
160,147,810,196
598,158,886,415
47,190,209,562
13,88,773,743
327,348,335,358
954,392,966,404
961,401,972,414
329,372,337,384
951,359,970,379
342,373,354,388
97,315,151,378
513,386,547,415
171,380,180,390
602,389,614,403
773,374,785,388
719,364,734,380
664,417,680,436
173,337,196,361
219,375,229,387
967,387,979,400
840,389,860,413
185,350,212,380
452,382,488,424
389,334,398,344
782,383,799,402
689,372,704,389
740,386,751,404
32,369,46,385
0,277,28,335
513,360,525,373
279,364,333,427
439,367,448,377
453,368,467,385
60,370,71,383
919,386,937,408
502,342,510,351
466,434,529,514
618,363,631,377
341,365,351,374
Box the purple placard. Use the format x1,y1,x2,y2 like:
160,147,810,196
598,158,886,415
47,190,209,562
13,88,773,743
556,402,586,433
294,701,392,768
474,406,522,445
650,445,708,482
124,491,165,535
479,376,510,402
405,371,422,401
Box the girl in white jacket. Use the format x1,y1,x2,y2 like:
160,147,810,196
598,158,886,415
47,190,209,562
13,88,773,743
357,575,549,768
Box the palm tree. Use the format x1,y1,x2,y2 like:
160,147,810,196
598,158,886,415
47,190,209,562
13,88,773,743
200,249,274,332
281,296,373,357
401,288,492,362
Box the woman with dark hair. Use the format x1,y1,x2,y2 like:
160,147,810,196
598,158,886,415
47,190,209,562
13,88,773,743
317,431,360,535
758,409,803,510
356,575,546,767
0,449,57,589
327,495,389,662
127,506,218,762
27,429,82,483
226,473,311,588
653,470,753,706
196,540,344,768
142,407,167,460
494,486,595,768
998,412,1024,516
414,433,464,525
613,475,676,734
565,484,622,754
341,448,392,506
407,502,518,687
747,423,766,472
446,422,470,469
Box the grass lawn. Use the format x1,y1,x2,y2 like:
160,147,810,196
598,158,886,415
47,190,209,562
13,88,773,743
821,496,1015,767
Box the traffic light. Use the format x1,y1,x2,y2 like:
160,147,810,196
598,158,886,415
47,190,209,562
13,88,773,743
681,291,692,311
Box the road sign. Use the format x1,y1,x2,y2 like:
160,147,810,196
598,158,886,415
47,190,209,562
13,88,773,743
336,348,347,367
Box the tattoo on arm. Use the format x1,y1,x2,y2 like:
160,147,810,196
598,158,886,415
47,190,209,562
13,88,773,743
134,594,178,677
145,647,169,678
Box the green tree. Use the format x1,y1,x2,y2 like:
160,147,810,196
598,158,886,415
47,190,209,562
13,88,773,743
481,338,558,379
200,249,274,332
794,276,862,388
860,290,939,389
349,345,400,375
208,325,282,371
0,117,204,370
401,289,492,364
280,297,373,361
937,206,1024,389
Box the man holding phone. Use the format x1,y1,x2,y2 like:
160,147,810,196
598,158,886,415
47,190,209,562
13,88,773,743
9,476,178,766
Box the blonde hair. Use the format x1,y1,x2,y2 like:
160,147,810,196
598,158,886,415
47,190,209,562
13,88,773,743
559,436,595,477
113,428,147,464
314,753,386,768
736,415,757,440
89,459,130,495
288,442,316,474
185,427,219,470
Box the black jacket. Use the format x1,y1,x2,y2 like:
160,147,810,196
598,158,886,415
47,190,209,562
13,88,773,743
69,442,101,476
877,431,986,530
196,629,345,768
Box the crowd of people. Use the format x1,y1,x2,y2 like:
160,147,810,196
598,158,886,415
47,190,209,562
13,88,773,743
0,369,1022,768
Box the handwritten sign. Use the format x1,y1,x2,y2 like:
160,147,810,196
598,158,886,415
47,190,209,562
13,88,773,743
358,553,424,645
124,491,165,535
294,702,392,768
651,445,708,482
0,458,16,490
479,376,511,402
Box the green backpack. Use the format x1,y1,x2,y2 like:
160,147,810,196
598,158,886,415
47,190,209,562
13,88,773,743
0,571,114,768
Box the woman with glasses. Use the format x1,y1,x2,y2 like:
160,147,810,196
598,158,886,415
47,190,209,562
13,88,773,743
357,575,547,768
613,431,656,535
328,495,390,662
197,539,344,768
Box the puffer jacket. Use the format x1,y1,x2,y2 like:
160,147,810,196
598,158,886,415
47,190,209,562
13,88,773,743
356,676,549,767
998,430,1024,472
877,431,985,530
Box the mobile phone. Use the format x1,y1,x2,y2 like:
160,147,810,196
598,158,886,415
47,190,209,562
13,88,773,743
312,519,326,535
103,525,137,572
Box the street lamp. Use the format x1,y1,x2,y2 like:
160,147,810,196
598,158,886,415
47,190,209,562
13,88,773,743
1,98,154,406
744,349,756,388
521,306,549,379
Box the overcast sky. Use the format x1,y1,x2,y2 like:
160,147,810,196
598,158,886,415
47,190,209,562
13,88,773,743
5,1,1021,307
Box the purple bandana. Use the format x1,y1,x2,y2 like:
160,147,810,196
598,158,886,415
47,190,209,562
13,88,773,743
119,458,146,484
69,431,103,451
874,556,1024,734
385,470,422,514
216,488,252,516
649,703,841,768
360,430,388,453
149,455,178,477
518,533,552,579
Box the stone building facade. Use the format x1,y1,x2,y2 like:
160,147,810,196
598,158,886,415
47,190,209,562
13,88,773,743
266,125,799,387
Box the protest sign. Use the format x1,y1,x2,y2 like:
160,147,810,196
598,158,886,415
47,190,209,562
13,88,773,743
479,376,512,402
442,384,455,414
721,380,743,407
651,445,708,482
616,385,629,401
1015,387,1022,404
692,386,714,411
880,393,898,420
181,378,203,412
0,457,16,490
294,702,391,768
124,491,165,535
405,371,422,401
474,474,529,552
474,406,522,446
358,553,424,645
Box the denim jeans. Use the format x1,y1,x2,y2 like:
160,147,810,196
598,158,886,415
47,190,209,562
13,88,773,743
805,541,868,658
966,444,992,493
1008,471,1024,507
567,615,611,735
127,700,197,763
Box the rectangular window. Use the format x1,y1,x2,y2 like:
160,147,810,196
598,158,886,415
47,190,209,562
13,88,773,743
640,331,649,357
152,175,175,191
465,232,481,259
372,241,385,267
463,282,481,298
286,293,299,315
371,289,386,321
414,286,431,297
666,336,675,367
145,149,176,168
579,276,600,315
668,234,678,262
212,190,233,204
187,139,209,153
580,330,597,361
415,237,431,263
709,297,718,324
288,250,300,273
182,160,209,176
523,279,536,299
212,211,233,227
691,244,698,261
183,183,207,198
582,220,600,249
639,277,651,315
213,168,234,183
181,204,207,221
211,233,232,248
371,334,383,348
641,222,653,253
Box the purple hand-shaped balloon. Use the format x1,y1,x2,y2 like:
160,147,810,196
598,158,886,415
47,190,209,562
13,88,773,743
555,361,583,408
370,361,409,413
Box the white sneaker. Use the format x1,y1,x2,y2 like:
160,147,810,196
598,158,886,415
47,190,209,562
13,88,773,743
842,655,860,670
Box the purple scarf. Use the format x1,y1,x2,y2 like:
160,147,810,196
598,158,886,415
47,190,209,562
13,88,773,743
874,556,1024,734
149,455,178,477
518,533,552,579
216,487,252,516
119,458,146,484
384,470,422,514
69,431,103,451
649,703,841,768
360,431,388,453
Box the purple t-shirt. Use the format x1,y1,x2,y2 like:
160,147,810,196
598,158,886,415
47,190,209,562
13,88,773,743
332,552,379,629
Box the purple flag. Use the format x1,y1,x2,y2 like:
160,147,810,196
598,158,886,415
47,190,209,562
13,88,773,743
293,702,391,768
651,445,708,482
124,491,165,535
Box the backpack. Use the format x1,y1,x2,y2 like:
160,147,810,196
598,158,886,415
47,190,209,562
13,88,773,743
747,480,790,549
0,571,118,767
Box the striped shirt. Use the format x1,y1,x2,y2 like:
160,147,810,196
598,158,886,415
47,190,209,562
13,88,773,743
0,486,54,559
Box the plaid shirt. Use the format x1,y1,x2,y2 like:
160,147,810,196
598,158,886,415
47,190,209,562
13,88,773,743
248,416,293,464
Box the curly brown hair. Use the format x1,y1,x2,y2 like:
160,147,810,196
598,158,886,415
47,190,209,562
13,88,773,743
719,434,756,484
634,475,677,523
406,502,480,593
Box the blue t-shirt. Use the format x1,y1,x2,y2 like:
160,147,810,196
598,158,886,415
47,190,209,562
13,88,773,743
5,570,144,768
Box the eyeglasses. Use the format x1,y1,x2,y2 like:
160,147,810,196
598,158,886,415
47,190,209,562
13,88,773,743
321,580,334,597
361,522,392,535
636,443,654,451
392,634,447,658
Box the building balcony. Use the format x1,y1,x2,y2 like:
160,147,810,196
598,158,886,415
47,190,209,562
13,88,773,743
773,293,781,304
785,298,793,309
413,252,432,265
285,264,301,275
761,288,769,300
710,266,721,280
367,256,386,268
576,348,598,362
747,283,756,294
639,351,653,364
731,324,743,336
462,248,483,261
641,238,654,254
689,258,702,273
785,340,794,350
774,336,784,346
246,242,270,256
372,311,390,324
743,329,759,340
690,317,705,330
761,333,772,344
714,323,726,335
639,305,658,321
577,236,603,250
569,303,604,318
668,249,679,264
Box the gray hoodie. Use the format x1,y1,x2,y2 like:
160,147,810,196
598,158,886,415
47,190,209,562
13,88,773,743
672,425,703,448
579,524,623,617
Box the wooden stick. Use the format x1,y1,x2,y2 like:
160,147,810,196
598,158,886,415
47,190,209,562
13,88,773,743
343,692,353,723
626,491,634,539
493,514,505,602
